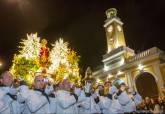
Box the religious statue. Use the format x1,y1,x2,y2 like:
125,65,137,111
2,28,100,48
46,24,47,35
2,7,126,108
83,66,95,85
39,39,49,68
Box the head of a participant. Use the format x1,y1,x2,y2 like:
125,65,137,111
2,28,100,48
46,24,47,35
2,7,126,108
97,84,104,91
104,81,112,95
96,83,104,96
34,75,45,90
119,82,127,91
0,71,13,87
145,96,151,104
59,78,71,91
104,81,111,88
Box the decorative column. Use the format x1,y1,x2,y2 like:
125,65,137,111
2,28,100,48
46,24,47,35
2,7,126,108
153,62,164,96
125,72,134,89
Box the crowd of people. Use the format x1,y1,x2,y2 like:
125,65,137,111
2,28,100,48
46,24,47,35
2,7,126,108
0,70,165,114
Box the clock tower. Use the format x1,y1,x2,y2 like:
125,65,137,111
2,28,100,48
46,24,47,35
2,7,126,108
102,8,134,72
104,8,126,53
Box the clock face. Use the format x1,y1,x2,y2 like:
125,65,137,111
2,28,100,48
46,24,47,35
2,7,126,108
107,25,113,32
117,25,122,31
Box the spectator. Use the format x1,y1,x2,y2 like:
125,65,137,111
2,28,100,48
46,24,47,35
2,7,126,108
144,97,152,110
158,96,165,113
150,104,163,114
138,99,146,112
150,98,156,110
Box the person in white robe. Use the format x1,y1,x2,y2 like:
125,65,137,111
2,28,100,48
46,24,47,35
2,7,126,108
116,83,136,113
74,85,90,114
0,71,21,114
107,85,124,114
92,82,111,114
55,79,78,114
17,75,55,114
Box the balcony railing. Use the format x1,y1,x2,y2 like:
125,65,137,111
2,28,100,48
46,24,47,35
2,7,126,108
126,47,161,63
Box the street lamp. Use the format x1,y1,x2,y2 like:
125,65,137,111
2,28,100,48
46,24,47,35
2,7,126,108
138,64,144,71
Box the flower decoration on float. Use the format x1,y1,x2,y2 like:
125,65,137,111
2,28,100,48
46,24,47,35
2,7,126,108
10,33,80,85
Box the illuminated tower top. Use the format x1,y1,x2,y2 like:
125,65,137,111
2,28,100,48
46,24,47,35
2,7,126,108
106,8,117,19
104,8,126,53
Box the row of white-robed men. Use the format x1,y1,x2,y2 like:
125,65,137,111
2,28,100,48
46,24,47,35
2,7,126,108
0,71,142,114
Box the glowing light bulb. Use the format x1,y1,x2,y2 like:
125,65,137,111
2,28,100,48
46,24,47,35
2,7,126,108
138,64,144,71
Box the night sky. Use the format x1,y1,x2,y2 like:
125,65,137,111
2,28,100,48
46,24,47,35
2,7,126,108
0,0,165,74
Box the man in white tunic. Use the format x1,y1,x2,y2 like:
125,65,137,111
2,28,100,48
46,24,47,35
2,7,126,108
74,84,91,114
116,83,136,113
93,84,112,114
0,71,21,114
18,75,55,114
55,79,78,114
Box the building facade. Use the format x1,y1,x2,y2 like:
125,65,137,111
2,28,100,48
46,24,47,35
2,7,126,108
93,8,165,98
